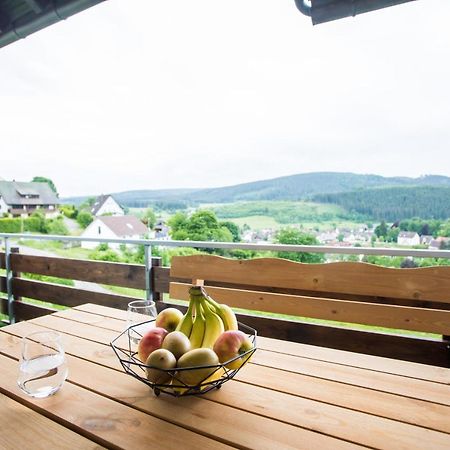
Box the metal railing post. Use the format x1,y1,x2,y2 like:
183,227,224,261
4,237,15,324
144,243,153,302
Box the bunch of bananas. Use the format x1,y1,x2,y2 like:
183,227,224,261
176,285,238,349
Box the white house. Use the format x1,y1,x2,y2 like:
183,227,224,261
0,180,59,218
397,231,420,247
81,215,148,250
90,194,124,217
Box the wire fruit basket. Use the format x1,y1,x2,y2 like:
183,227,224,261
110,319,257,397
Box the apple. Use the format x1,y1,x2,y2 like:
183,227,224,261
155,308,184,332
213,330,254,370
161,331,191,359
137,327,168,362
145,349,176,384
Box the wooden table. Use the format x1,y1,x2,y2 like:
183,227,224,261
0,304,449,449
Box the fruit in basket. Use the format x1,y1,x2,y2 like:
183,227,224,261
213,330,254,370
176,298,195,337
200,301,225,348
137,327,168,362
188,298,206,349
176,348,219,385
161,331,191,359
145,349,177,384
203,294,238,331
155,308,184,332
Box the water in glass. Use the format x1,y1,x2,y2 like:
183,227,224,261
18,331,68,398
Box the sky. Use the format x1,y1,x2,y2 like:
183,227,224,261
1,0,449,197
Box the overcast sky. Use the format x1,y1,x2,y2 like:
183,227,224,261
1,0,449,197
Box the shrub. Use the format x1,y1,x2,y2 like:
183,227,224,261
0,218,21,233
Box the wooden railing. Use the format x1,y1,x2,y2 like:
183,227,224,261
1,249,449,367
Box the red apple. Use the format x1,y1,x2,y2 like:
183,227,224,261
213,330,254,370
137,327,168,362
155,307,184,332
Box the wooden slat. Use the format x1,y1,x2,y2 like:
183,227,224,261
0,275,5,293
0,252,4,269
3,319,450,437
171,255,450,303
170,282,450,335
0,330,362,450
0,392,104,450
11,253,146,289
20,314,450,407
159,299,450,367
0,297,56,321
70,304,450,385
12,278,139,309
0,354,232,450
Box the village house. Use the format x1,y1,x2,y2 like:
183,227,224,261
81,215,148,250
0,180,59,218
154,219,170,239
397,231,420,246
420,235,434,246
90,194,124,217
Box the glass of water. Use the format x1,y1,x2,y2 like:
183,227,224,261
18,331,68,398
127,300,158,344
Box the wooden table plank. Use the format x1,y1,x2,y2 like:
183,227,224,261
4,304,450,450
0,392,104,450
27,313,450,407
0,353,233,450
4,321,450,436
3,315,450,450
74,303,450,384
0,332,361,450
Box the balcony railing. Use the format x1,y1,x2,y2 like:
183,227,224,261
1,232,449,367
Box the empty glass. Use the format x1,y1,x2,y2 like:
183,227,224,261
18,331,68,398
127,300,158,343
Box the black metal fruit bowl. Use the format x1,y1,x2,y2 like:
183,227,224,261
110,319,257,397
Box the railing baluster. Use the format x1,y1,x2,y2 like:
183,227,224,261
4,237,14,324
144,244,152,302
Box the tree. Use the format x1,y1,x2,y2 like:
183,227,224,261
169,210,233,244
143,208,157,229
275,228,325,263
77,211,93,228
32,176,58,194
220,221,241,242
374,221,388,238
45,218,69,235
386,228,399,243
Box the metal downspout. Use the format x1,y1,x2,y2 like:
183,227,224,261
294,0,312,16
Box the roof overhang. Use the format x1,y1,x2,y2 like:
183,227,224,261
0,0,106,49
294,0,417,25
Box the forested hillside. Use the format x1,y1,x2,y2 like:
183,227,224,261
62,172,450,206
313,186,450,221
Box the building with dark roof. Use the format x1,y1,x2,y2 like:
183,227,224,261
90,194,124,217
0,180,59,217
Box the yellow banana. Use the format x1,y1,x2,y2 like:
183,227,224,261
189,299,206,349
201,301,225,348
216,303,238,331
203,293,238,331
176,295,195,337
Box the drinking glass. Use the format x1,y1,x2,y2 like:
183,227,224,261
18,331,68,398
127,300,158,343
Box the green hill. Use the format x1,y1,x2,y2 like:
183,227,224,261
313,186,450,221
62,173,450,219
